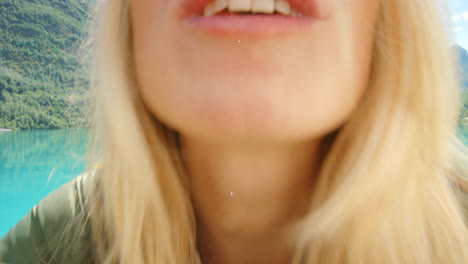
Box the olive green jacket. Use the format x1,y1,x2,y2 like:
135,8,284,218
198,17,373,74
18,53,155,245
0,175,94,264
1,174,468,264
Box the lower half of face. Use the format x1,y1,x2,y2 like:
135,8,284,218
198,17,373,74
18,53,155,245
131,0,379,144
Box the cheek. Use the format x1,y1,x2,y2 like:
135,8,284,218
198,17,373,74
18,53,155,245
131,0,377,143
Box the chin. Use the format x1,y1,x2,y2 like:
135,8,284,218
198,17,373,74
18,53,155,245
151,94,348,144
139,54,362,144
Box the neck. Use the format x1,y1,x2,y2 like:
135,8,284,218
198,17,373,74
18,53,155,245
180,137,322,264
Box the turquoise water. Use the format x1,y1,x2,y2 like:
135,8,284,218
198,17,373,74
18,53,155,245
460,124,468,145
0,129,88,237
0,127,467,237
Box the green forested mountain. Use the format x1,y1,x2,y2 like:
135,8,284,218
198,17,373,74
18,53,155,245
457,45,468,90
0,1,466,130
0,0,93,130
456,45,468,124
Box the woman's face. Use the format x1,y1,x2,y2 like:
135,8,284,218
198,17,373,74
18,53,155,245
131,0,379,143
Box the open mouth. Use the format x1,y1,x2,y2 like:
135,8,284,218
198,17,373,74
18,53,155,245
203,0,304,17
180,0,321,39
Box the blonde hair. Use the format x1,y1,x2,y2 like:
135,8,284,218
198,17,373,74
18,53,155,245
85,0,468,263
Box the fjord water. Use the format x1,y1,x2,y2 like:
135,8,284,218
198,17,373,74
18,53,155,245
460,125,468,145
0,127,467,237
0,129,88,237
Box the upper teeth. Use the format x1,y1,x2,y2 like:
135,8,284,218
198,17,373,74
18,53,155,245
203,0,302,17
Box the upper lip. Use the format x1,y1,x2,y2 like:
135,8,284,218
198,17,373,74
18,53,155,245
178,0,323,19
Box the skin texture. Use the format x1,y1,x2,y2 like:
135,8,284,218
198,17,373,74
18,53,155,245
130,0,379,263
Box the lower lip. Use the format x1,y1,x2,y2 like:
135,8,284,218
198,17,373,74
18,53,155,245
182,12,314,39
